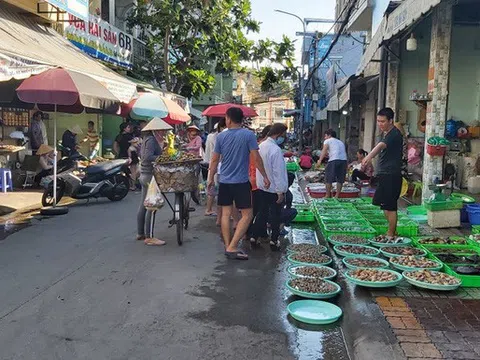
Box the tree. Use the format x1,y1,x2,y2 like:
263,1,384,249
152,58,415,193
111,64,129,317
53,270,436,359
128,0,296,98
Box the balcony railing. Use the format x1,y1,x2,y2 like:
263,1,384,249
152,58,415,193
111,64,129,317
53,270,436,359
133,37,148,65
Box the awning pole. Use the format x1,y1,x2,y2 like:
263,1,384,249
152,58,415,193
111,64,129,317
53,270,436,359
53,105,57,207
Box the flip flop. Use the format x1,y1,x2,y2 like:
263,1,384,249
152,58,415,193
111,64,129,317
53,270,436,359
225,250,249,260
204,212,217,217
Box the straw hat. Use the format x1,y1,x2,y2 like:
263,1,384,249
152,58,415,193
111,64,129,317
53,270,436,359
187,125,200,132
37,144,54,155
70,124,83,135
142,117,173,132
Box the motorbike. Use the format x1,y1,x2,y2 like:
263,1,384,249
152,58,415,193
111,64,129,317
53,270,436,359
42,158,130,207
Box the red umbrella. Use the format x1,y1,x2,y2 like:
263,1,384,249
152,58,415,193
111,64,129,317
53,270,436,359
16,68,120,211
202,103,258,117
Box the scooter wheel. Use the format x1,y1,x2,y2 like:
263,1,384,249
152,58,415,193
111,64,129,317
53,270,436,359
40,206,69,216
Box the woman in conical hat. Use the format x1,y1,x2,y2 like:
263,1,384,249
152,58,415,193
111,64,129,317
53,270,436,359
137,117,173,246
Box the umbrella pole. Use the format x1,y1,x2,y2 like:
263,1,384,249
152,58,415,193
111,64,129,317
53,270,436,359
53,105,57,208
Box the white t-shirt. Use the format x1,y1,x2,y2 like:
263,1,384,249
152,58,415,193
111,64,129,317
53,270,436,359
324,137,347,161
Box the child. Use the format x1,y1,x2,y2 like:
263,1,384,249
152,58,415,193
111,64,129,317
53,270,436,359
128,137,141,191
299,150,313,171
280,172,298,236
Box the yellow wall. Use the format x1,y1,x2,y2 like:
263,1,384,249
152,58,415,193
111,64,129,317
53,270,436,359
3,0,61,22
44,112,103,156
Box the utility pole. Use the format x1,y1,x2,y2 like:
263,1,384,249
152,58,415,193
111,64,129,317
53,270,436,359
274,9,306,148
310,33,319,147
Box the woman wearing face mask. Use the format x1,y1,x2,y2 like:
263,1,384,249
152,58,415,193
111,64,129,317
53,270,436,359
137,117,172,246
254,123,289,251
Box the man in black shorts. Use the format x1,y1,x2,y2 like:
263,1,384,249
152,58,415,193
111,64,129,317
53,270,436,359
362,108,403,236
208,107,270,260
317,129,348,198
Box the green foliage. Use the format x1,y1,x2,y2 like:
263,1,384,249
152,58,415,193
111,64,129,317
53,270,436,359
128,0,296,98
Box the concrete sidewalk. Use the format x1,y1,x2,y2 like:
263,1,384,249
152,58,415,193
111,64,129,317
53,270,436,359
0,190,43,218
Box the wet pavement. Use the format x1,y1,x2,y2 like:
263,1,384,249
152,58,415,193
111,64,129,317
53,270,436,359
0,191,409,360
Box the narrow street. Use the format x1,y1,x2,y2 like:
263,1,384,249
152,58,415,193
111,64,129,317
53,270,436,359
0,194,402,360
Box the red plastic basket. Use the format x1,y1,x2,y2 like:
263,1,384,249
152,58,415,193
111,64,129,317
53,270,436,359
338,192,360,198
427,144,446,156
308,190,327,198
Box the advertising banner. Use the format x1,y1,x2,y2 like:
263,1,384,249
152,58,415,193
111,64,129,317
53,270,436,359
65,14,133,70
46,0,89,21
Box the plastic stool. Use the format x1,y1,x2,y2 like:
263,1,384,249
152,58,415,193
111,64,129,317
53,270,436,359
0,168,13,193
412,181,423,198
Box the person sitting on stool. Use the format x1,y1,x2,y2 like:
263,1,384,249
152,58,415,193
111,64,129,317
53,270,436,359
350,149,374,182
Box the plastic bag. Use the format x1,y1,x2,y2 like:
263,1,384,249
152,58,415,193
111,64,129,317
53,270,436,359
144,178,164,210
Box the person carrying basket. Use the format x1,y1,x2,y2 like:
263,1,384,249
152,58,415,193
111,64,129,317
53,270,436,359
137,117,172,246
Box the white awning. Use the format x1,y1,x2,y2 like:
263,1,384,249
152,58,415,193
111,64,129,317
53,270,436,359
357,0,440,75
357,18,386,76
326,93,339,112
383,0,441,41
0,4,137,103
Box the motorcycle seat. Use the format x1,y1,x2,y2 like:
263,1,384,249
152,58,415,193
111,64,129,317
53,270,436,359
86,159,126,175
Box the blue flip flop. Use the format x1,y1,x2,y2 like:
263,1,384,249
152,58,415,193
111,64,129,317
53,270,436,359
225,250,249,260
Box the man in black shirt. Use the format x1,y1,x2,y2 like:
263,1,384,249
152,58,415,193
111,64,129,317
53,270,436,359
115,123,134,159
363,108,403,236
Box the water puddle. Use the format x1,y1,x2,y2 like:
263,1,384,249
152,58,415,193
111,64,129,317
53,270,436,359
290,227,319,245
0,218,31,241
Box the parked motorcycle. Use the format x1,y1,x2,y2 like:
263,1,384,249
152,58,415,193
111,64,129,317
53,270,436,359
42,159,130,207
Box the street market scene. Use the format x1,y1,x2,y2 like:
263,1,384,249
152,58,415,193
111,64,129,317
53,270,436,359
1,0,480,359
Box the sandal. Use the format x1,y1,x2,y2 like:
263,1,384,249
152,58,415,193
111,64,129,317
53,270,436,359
204,212,217,217
225,250,249,260
144,238,166,246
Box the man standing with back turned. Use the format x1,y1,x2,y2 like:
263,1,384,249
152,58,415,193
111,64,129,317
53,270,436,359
362,108,403,237
317,129,348,198
208,107,270,260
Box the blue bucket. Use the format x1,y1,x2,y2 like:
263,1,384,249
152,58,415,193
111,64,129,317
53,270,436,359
467,204,480,225
461,205,469,223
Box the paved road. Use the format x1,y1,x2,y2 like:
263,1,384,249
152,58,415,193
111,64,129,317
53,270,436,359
0,193,403,360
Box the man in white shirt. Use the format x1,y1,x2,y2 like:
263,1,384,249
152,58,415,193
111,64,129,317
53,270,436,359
317,129,348,198
203,119,226,216
255,123,289,250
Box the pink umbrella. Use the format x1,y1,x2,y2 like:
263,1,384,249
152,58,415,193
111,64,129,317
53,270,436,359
16,68,120,212
202,103,258,117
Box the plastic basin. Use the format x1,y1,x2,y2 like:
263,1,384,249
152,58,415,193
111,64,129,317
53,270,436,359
287,254,333,267
380,246,427,258
342,256,390,270
344,268,403,288
287,300,342,325
333,244,380,257
389,257,444,272
286,279,341,299
403,271,461,291
287,265,337,280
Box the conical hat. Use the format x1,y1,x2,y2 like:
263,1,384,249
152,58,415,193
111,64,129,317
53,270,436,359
70,124,83,135
142,117,173,131
37,144,54,155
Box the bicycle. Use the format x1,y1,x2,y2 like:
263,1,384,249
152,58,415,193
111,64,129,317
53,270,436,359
162,191,193,246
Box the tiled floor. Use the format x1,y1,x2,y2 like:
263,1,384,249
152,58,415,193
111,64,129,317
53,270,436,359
377,296,480,359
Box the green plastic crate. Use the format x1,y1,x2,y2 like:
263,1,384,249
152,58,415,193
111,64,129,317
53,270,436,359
444,265,480,288
286,162,300,172
322,224,376,238
412,237,469,249
293,210,315,223
473,225,480,235
424,198,463,211
371,222,419,237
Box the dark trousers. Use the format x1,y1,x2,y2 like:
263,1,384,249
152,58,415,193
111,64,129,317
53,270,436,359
254,190,282,243
281,208,298,227
247,190,262,239
351,169,371,182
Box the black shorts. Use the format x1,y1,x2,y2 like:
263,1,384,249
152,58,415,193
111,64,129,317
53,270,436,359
218,182,252,209
373,174,402,211
325,160,347,184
